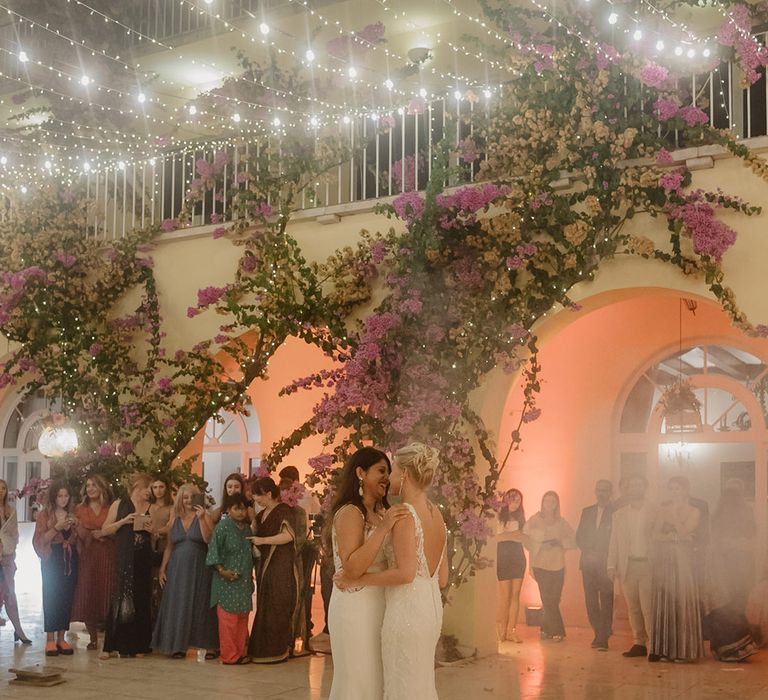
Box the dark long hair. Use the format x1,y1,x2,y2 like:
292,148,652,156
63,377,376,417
220,472,247,511
46,480,74,515
322,447,391,553
499,488,525,528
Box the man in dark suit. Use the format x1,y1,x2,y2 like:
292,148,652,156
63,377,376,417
576,479,614,651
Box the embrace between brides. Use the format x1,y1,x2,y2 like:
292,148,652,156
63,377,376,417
328,443,448,700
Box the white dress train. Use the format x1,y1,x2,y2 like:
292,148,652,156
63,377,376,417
328,505,388,700
381,503,446,700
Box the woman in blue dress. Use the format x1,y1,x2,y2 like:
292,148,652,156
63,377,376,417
152,484,218,658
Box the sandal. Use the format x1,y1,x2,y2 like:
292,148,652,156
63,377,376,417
45,641,59,657
172,652,186,659
235,655,251,665
57,640,74,655
204,651,220,660
87,641,98,651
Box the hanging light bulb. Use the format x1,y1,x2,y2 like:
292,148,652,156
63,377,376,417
272,116,281,127
419,87,427,98
454,89,462,100
656,40,665,52
305,49,315,62
18,50,28,63
259,22,270,36
703,48,711,58
608,12,618,25
137,92,146,104
188,104,198,116
348,66,358,78
384,78,393,90
232,112,241,123
80,74,91,86
687,48,696,58
633,29,642,41
674,46,683,56
38,418,79,458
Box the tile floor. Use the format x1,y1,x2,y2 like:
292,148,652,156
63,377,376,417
3,524,768,699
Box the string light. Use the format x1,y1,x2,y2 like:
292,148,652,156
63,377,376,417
608,12,618,25
305,49,315,63
259,22,270,36
18,50,28,63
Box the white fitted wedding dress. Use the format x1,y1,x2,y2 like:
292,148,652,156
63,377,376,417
328,505,388,700
381,503,446,700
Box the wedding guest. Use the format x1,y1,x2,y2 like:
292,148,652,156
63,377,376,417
648,476,703,662
152,483,218,658
0,478,31,644
279,465,312,652
496,488,527,643
101,472,154,658
206,493,253,665
212,473,255,523
576,480,614,651
607,474,655,658
72,474,114,650
705,483,757,661
33,480,79,656
747,571,768,646
524,491,576,641
248,477,299,663
149,478,173,556
149,477,173,620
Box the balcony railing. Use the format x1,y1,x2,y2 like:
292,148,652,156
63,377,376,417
82,52,768,241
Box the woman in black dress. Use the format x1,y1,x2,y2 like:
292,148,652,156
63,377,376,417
32,480,80,656
247,477,299,663
101,472,154,658
496,488,527,643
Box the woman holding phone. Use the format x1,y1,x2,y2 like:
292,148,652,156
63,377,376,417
33,480,80,656
101,472,155,658
152,484,218,658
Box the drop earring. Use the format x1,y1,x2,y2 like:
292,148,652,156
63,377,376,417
358,478,364,497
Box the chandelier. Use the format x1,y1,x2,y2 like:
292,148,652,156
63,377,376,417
37,414,79,458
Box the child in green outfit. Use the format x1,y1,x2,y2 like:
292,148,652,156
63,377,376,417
206,492,254,664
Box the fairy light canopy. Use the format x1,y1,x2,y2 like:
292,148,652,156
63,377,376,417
0,0,755,187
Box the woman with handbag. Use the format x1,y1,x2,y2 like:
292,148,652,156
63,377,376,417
101,472,154,658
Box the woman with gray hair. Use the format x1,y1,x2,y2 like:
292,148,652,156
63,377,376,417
151,483,218,658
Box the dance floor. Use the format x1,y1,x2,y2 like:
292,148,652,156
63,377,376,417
2,524,768,699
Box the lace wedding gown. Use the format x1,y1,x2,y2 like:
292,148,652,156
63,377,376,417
381,503,446,700
328,505,388,700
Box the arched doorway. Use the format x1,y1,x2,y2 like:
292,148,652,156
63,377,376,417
201,403,261,507
0,390,54,521
615,342,768,551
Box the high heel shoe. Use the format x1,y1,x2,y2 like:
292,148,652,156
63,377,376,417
14,632,32,645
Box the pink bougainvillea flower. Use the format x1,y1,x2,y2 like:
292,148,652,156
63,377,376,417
161,218,178,232
639,62,669,88
212,227,227,239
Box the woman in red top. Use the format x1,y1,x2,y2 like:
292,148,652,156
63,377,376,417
72,474,114,650
33,480,80,656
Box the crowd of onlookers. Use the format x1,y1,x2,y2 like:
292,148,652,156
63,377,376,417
496,474,768,662
0,467,324,665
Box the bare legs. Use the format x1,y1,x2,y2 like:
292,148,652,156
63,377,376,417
0,561,29,641
497,578,523,642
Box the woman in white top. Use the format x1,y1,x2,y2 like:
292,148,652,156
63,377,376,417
327,447,408,700
524,490,576,641
0,478,31,643
336,442,448,700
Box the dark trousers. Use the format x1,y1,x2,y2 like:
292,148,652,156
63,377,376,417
581,562,613,644
320,556,333,634
533,567,565,637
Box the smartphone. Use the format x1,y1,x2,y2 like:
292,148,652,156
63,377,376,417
191,493,206,509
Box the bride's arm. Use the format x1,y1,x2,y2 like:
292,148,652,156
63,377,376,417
336,505,409,580
343,516,417,587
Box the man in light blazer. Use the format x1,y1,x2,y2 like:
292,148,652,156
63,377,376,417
607,474,656,659
576,480,614,651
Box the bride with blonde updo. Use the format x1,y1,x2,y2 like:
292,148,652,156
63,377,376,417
335,442,448,699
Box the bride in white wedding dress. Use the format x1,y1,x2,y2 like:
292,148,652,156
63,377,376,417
336,442,448,700
327,447,409,700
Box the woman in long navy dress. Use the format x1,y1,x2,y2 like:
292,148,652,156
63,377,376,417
32,480,79,656
152,484,218,657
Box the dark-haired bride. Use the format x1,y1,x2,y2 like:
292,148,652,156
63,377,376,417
327,447,409,700
336,442,448,700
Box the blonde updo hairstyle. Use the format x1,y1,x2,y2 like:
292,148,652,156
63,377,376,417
394,442,439,490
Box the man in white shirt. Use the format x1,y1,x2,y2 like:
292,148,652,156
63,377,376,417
607,475,655,659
